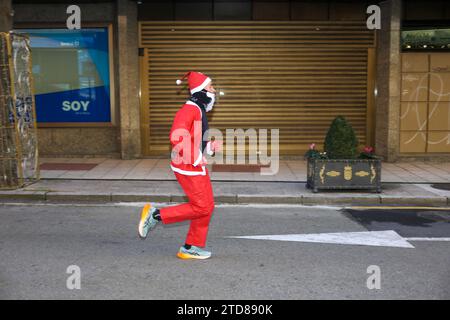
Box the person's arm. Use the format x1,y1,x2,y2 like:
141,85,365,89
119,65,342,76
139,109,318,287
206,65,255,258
169,107,202,166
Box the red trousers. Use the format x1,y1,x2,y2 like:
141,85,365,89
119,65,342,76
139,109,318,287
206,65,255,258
159,168,215,247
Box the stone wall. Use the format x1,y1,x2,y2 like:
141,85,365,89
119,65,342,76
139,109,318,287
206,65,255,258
116,0,141,159
37,127,119,158
375,0,401,162
0,0,12,32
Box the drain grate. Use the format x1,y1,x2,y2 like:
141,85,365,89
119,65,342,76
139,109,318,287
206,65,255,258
431,184,450,191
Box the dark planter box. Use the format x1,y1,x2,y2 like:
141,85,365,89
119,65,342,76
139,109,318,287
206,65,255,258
306,158,382,193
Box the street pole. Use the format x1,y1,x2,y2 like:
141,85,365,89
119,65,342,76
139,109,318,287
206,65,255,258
0,0,13,32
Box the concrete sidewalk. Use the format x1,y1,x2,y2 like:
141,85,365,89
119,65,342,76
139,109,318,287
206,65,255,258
38,157,450,183
1,178,449,207
1,158,449,206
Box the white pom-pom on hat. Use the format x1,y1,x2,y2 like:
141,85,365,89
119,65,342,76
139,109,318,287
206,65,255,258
176,72,191,86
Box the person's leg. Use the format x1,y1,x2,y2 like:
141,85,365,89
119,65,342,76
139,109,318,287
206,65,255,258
159,172,213,225
138,172,196,238
184,172,214,247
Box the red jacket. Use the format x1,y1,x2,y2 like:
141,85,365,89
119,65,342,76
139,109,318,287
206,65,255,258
169,101,207,176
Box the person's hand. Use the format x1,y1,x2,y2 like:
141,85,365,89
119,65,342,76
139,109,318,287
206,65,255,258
210,140,223,153
206,140,222,156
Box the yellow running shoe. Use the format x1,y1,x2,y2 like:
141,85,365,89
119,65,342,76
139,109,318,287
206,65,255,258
177,246,212,260
138,203,158,239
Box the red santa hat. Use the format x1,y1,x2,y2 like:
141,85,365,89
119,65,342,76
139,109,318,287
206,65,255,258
176,71,211,94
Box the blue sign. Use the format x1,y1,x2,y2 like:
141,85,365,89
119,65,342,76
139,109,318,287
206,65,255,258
18,28,112,123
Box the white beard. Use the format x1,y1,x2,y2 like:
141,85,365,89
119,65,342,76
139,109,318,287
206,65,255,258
205,92,215,112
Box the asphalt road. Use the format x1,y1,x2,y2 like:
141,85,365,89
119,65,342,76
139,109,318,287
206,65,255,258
0,202,449,300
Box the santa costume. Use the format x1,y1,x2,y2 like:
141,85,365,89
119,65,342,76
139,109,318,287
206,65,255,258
138,71,220,260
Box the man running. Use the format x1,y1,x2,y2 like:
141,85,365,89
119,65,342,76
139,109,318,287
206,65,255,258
138,71,222,260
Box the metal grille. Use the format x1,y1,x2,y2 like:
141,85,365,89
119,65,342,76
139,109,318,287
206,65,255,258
0,32,39,189
139,21,376,157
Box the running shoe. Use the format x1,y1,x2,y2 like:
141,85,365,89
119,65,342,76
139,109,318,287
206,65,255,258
177,246,212,260
138,203,158,239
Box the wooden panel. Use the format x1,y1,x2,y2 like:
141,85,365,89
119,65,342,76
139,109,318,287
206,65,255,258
427,132,450,152
400,131,427,153
140,21,375,156
401,73,428,102
400,52,450,155
430,53,450,73
428,102,450,131
430,73,450,102
402,53,428,73
400,102,427,131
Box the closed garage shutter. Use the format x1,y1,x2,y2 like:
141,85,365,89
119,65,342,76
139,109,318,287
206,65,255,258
139,21,375,157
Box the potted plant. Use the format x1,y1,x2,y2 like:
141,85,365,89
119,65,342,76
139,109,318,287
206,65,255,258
305,116,382,193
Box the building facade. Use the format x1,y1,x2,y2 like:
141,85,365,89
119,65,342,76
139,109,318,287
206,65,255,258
8,0,450,162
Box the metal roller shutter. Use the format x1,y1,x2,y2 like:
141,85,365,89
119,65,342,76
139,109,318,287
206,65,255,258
139,21,375,157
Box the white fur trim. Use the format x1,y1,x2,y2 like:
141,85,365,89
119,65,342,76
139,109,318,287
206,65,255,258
193,148,203,167
170,165,206,176
190,77,211,94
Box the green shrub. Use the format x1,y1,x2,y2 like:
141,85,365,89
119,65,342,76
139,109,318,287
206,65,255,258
323,116,358,159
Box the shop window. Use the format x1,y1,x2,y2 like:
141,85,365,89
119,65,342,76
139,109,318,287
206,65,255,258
402,28,450,51
16,27,113,125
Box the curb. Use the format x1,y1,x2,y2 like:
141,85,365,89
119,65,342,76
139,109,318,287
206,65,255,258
0,191,449,207
0,191,47,201
302,195,381,206
111,194,171,203
380,196,448,206
237,195,301,204
0,191,47,202
46,192,112,202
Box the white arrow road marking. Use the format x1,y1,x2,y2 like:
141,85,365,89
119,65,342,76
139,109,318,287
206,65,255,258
406,237,450,241
228,230,416,248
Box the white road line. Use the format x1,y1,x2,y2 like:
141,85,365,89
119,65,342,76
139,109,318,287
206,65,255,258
405,237,450,241
230,230,450,248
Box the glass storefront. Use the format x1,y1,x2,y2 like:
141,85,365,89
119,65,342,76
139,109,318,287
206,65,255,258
16,27,113,124
402,28,450,51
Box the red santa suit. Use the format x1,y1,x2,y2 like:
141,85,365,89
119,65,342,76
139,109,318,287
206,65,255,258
159,71,216,248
